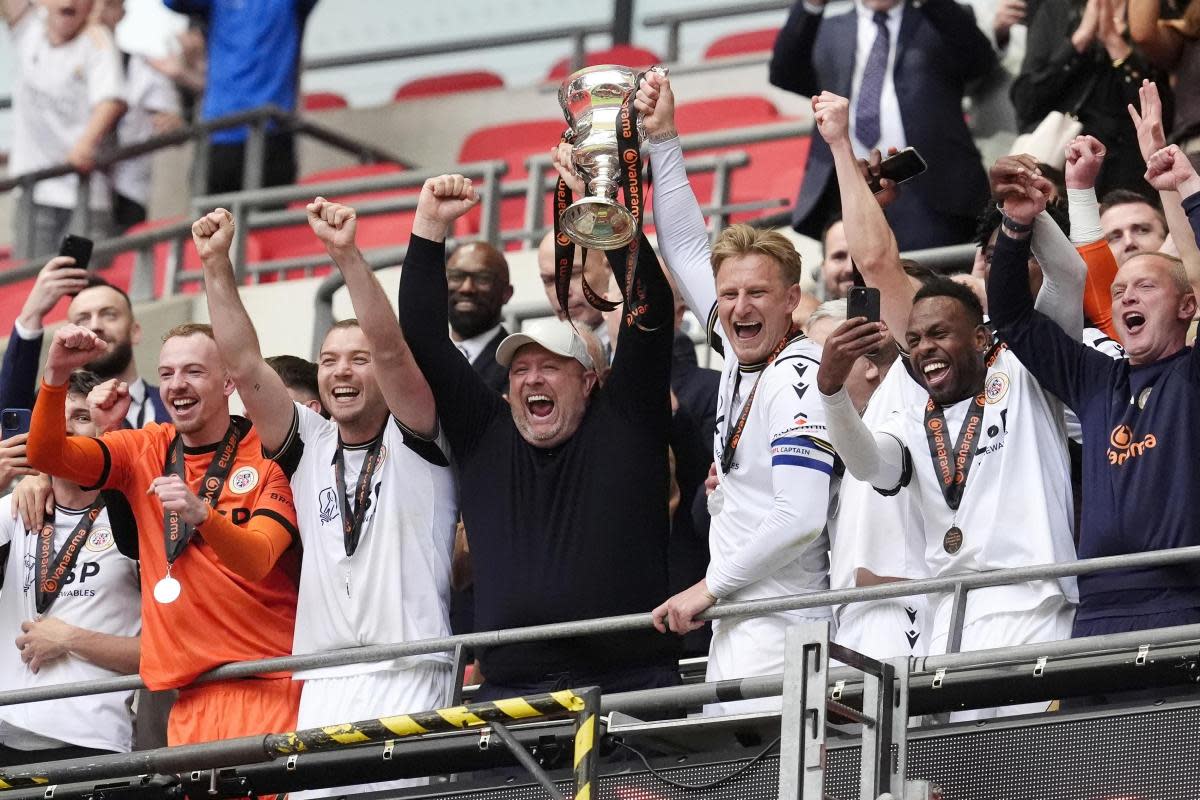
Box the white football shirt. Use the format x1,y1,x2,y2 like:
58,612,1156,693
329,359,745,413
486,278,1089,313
275,404,457,679
0,498,140,753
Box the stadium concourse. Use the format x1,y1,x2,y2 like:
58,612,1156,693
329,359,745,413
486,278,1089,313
1,2,1200,800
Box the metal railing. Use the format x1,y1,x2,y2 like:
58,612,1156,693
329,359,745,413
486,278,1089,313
643,0,791,62
303,22,612,75
0,104,409,262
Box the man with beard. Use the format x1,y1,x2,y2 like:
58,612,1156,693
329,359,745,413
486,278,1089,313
817,276,1078,719
398,174,679,700
197,199,456,798
0,274,167,428
26,322,302,746
447,242,512,393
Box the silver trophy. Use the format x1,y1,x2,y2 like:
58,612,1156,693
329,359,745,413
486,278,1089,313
557,64,654,251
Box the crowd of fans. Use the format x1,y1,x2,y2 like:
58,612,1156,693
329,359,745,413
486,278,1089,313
0,0,1199,790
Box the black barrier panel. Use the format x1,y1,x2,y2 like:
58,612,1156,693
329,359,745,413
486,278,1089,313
407,703,1200,800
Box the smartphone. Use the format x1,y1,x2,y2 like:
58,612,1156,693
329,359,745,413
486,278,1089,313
59,234,93,271
1,409,32,440
847,286,881,324
869,147,928,194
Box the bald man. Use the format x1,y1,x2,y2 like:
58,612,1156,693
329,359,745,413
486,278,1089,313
447,241,513,393
537,231,614,359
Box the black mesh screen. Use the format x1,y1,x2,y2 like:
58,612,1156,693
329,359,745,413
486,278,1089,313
417,703,1200,800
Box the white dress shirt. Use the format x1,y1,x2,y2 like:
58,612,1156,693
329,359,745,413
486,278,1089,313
848,1,908,157
452,323,502,365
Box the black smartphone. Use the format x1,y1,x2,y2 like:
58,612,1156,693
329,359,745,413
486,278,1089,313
847,286,881,323
869,147,928,194
59,234,94,271
1,408,32,440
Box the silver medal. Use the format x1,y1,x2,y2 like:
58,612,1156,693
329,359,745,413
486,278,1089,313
706,485,725,516
153,574,181,604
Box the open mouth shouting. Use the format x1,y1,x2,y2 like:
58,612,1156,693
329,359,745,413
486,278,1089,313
525,393,555,420
919,358,952,392
169,396,199,421
732,321,763,341
1122,310,1147,337
331,385,361,405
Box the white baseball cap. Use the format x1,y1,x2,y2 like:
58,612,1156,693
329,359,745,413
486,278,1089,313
496,318,595,370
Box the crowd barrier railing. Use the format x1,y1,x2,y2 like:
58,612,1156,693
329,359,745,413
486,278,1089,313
0,105,408,263
643,0,791,62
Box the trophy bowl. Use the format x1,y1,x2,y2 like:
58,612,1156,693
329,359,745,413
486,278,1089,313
557,64,643,250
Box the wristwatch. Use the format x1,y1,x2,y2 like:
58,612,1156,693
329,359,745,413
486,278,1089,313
997,204,1033,233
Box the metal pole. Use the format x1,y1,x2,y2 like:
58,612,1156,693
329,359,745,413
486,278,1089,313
944,583,969,655
129,245,157,302
572,687,601,800
17,181,36,260
611,0,633,45
479,162,504,247
666,22,681,62
488,722,567,800
523,162,549,249
570,31,587,72
860,660,895,800
778,622,830,800
242,118,266,192
231,200,250,282
889,657,910,792
73,174,91,239
708,156,733,246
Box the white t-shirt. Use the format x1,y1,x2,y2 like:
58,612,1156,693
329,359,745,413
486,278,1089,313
275,404,457,680
0,497,140,753
707,331,836,608
9,9,124,209
113,53,180,205
875,346,1079,622
828,356,930,599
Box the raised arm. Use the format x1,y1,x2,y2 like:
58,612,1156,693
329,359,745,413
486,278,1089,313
817,318,910,490
1145,145,1200,248
396,175,505,455
195,209,294,453
919,0,1000,82
1127,0,1183,69
814,92,915,341
768,0,825,96
634,73,719,326
308,198,436,437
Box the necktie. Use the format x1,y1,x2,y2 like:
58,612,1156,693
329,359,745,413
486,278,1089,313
855,10,891,150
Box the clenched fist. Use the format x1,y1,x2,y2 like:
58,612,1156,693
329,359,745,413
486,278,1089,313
45,325,107,387
88,378,132,434
412,174,481,242
307,196,358,253
192,208,236,265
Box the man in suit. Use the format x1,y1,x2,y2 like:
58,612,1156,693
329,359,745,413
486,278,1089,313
769,0,997,251
2,270,167,428
447,242,512,393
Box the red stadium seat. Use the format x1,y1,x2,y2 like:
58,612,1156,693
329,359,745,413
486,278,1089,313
105,216,266,297
703,28,779,59
302,91,350,111
0,271,43,334
393,70,505,101
296,162,409,207
674,96,781,133
545,44,662,81
458,118,569,245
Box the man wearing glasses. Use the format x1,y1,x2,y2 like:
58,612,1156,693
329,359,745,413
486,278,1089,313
446,242,514,394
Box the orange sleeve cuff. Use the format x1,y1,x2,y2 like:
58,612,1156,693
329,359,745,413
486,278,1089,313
1076,240,1121,341
198,504,295,583
28,380,107,488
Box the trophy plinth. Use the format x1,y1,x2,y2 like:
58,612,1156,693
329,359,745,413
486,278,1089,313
557,65,643,250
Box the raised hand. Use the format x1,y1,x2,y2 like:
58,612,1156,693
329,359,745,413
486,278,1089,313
147,474,209,526
993,0,1027,45
549,142,587,196
1128,79,1167,164
45,325,107,387
18,257,90,332
191,208,236,265
1144,144,1200,196
1064,134,1107,190
87,378,132,434
412,174,481,242
307,196,358,253
816,318,889,395
812,91,851,146
634,70,676,140
1001,172,1054,226
989,154,1042,199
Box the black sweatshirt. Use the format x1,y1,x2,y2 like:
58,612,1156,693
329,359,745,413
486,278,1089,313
398,234,679,684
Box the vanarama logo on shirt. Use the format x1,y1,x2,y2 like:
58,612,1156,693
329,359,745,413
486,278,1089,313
1107,424,1157,465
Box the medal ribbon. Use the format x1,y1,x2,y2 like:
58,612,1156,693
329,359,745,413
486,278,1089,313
922,393,986,511
332,423,386,558
162,418,248,565
35,496,106,614
719,327,805,475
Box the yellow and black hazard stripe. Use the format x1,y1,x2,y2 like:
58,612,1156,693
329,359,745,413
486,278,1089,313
264,689,587,756
0,775,49,791
571,687,601,800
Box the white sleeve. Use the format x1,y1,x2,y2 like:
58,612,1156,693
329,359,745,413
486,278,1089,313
0,495,16,548
132,56,181,114
647,137,719,331
1067,187,1103,245
1031,210,1085,341
705,367,834,597
86,26,125,107
820,386,909,491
